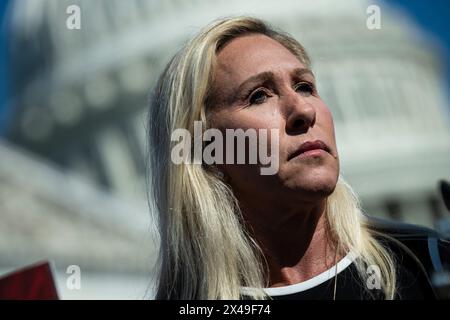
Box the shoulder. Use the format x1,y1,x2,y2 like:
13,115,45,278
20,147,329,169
364,215,450,299
365,215,441,238
365,215,450,268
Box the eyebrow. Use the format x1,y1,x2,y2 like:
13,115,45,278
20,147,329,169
233,67,314,100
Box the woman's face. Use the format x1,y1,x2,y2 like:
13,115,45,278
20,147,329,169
208,34,339,204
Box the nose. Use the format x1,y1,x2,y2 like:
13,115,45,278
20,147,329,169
283,90,316,134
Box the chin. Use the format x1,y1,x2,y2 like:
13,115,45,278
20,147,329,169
281,168,339,198
303,178,337,197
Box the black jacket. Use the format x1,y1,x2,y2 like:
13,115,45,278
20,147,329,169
366,216,450,299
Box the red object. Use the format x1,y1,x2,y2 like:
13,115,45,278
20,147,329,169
0,261,59,300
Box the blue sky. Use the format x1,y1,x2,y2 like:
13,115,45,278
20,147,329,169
388,0,450,114
0,0,10,135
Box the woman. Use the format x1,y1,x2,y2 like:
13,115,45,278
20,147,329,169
148,16,450,300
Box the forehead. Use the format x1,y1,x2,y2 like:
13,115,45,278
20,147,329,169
215,34,304,81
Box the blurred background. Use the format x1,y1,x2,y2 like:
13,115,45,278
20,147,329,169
0,0,449,299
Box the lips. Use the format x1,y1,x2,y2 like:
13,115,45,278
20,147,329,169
288,140,331,161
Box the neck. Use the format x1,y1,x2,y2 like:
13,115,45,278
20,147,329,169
240,195,340,287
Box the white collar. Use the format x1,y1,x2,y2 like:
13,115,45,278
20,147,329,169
241,252,356,297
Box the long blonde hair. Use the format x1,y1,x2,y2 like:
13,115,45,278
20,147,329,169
148,16,396,299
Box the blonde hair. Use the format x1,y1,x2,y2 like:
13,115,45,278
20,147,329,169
148,16,396,299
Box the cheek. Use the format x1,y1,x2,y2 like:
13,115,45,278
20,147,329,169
213,107,280,131
318,103,336,137
210,108,281,178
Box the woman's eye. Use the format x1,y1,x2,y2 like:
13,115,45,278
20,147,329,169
249,90,269,105
295,82,314,96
